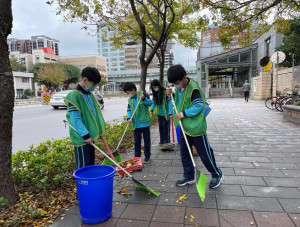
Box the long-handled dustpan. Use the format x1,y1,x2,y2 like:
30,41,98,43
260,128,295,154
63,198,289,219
170,95,207,202
102,98,142,165
63,120,159,196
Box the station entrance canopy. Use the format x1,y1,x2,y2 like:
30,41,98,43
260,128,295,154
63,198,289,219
197,44,258,96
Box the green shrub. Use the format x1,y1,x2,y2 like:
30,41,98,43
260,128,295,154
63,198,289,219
0,197,9,210
295,101,300,106
24,89,33,96
11,119,135,191
12,138,74,190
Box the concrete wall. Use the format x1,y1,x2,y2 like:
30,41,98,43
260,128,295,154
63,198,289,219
60,56,108,82
252,72,271,100
252,66,300,100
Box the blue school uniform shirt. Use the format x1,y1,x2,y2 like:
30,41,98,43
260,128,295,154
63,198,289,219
150,92,173,116
177,78,204,117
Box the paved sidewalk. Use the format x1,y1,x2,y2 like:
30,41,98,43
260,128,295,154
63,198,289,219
52,98,300,227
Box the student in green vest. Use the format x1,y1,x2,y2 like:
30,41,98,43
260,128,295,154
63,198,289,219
150,79,173,146
64,67,105,169
123,82,153,163
166,64,223,188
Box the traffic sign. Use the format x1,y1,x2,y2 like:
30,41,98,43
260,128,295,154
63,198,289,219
263,61,273,72
270,51,286,64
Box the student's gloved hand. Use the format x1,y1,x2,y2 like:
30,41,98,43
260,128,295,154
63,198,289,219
169,115,173,119
175,112,184,120
150,112,153,118
127,119,132,125
140,93,145,100
166,88,172,95
85,137,93,145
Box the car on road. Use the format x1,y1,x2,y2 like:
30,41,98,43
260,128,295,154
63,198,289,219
50,90,72,109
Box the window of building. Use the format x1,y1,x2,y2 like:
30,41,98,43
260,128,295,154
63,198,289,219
229,55,239,62
218,58,227,64
103,49,108,52
103,53,108,57
110,52,117,56
120,67,125,70
240,51,251,62
22,77,29,83
119,57,125,61
119,52,124,56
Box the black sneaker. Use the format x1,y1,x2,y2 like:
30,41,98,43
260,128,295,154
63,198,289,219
144,157,151,164
209,174,224,189
176,177,195,186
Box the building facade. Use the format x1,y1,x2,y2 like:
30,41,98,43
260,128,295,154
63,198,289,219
8,38,32,54
31,35,60,56
8,35,60,56
97,25,125,72
13,72,35,98
60,55,108,82
199,24,246,59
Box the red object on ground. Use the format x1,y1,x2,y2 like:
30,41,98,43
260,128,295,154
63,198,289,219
39,47,55,55
171,118,175,143
116,157,143,175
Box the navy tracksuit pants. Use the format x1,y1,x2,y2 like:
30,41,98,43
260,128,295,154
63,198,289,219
158,115,170,144
74,144,95,169
180,131,222,179
134,126,151,158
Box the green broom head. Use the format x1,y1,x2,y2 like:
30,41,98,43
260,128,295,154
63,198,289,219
132,178,160,196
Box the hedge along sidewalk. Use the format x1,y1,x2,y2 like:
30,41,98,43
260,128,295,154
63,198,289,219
0,118,137,227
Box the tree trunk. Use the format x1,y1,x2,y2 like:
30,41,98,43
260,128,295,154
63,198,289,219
159,49,165,85
0,0,17,203
140,63,148,91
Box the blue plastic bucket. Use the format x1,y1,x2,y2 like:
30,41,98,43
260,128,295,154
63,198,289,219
73,165,115,224
176,126,181,144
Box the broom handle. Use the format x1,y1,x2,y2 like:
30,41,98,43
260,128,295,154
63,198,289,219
115,98,142,152
170,95,196,167
100,136,116,162
171,118,175,143
63,120,133,178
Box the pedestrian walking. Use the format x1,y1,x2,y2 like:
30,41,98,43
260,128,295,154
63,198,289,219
243,80,251,102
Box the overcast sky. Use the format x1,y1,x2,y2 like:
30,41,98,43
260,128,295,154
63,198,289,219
9,0,198,66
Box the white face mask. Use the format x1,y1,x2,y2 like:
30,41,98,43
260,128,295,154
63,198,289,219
175,83,183,89
130,93,136,98
153,88,159,92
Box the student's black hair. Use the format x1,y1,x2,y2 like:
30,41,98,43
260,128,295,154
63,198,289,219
123,82,137,92
150,79,165,105
167,64,186,83
81,67,101,84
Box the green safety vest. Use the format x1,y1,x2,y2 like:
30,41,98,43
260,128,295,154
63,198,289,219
64,90,105,146
128,91,151,129
173,79,207,137
161,90,170,121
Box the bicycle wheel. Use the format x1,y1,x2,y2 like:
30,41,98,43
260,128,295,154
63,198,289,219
275,97,284,112
279,97,290,111
265,97,275,110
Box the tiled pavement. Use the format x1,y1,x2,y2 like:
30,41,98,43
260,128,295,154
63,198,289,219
52,98,300,227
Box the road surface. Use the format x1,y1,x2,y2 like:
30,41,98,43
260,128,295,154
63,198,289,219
12,97,128,154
